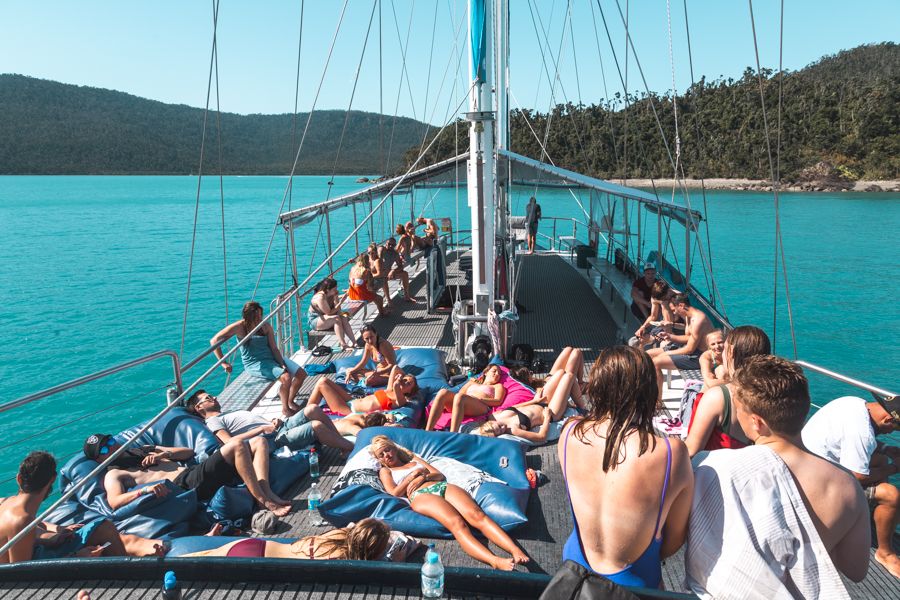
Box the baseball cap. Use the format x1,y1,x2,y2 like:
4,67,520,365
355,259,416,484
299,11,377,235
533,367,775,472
83,434,113,460
251,510,279,535
643,262,656,272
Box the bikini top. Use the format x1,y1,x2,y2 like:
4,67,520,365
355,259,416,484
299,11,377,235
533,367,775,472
469,383,496,398
561,423,671,588
389,461,422,485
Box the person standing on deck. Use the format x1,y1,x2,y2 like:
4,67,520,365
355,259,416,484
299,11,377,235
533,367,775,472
630,263,656,320
524,196,541,254
802,395,900,578
380,237,417,303
0,452,166,563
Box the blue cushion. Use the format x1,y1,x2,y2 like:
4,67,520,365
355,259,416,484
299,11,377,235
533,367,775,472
206,485,255,522
319,427,530,538
268,452,311,496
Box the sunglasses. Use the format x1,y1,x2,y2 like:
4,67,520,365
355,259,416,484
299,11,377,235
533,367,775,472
98,438,116,455
196,395,217,405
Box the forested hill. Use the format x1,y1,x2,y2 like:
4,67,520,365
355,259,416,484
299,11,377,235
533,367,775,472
407,43,900,181
0,74,430,175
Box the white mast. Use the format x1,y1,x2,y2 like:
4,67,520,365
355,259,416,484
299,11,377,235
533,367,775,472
466,0,495,317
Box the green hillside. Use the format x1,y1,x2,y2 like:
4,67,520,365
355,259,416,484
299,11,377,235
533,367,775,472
407,43,900,181
0,74,432,175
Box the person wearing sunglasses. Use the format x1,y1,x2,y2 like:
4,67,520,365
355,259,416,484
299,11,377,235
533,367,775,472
83,432,293,517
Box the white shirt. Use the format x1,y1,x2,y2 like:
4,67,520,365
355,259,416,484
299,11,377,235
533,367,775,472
801,396,876,475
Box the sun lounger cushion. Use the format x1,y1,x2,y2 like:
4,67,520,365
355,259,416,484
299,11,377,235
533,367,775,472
329,347,449,427
426,365,535,431
463,406,580,446
319,427,530,538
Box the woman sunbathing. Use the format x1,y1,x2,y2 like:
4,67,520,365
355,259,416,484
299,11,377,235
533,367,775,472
425,364,507,432
477,369,579,442
334,411,398,436
184,518,390,560
370,435,528,570
346,324,397,387
308,366,418,416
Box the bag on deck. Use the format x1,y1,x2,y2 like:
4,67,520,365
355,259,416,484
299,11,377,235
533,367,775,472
540,560,639,600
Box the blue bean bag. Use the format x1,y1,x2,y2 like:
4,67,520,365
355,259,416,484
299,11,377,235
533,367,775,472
319,427,530,538
329,347,449,428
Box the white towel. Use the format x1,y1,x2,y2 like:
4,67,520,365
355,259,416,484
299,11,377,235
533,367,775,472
686,446,849,600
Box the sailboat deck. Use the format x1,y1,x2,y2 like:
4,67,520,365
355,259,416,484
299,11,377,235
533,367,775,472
3,252,897,598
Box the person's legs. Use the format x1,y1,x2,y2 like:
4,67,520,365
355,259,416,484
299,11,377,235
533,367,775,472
564,348,584,382
219,441,291,517
364,371,389,388
549,347,572,374
247,436,288,506
82,519,127,556
545,372,575,421
287,366,306,411
651,352,678,403
302,403,353,452
410,493,513,570
308,378,353,415
444,484,527,565
872,482,900,577
118,532,168,557
339,315,355,345
450,393,492,433
277,371,296,416
425,389,453,431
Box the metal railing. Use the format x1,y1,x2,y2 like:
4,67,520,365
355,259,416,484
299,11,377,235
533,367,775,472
797,360,897,402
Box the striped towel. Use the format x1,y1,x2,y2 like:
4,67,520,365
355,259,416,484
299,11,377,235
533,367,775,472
686,446,849,600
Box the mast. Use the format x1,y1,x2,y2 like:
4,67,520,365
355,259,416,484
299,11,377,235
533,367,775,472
466,0,495,317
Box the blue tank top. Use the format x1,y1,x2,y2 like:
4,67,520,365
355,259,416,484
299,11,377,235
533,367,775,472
561,424,671,588
239,333,279,380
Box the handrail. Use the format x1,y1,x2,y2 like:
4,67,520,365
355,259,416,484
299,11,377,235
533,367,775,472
796,360,897,400
0,350,184,414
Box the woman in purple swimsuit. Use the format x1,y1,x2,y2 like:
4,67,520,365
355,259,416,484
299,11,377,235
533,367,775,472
559,346,694,589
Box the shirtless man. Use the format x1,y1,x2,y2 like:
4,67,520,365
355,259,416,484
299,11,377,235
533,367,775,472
84,433,292,517
687,356,869,594
188,389,353,454
802,396,900,577
380,237,416,302
0,451,164,563
416,216,438,245
648,293,714,399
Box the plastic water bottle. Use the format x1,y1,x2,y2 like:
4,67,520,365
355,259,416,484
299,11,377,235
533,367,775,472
309,447,320,479
308,482,322,512
421,544,444,598
161,571,181,599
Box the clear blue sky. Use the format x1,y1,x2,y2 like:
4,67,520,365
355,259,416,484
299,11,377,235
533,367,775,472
1,1,897,124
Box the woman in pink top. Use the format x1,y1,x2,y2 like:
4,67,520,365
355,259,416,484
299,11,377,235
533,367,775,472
424,364,507,432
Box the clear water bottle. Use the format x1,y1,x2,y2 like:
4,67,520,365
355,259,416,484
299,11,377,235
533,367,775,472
421,544,444,598
309,447,320,479
161,570,181,599
308,482,322,511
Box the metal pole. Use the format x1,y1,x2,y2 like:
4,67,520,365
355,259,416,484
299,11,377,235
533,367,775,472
288,222,304,349
657,209,662,266
325,210,334,273
685,219,691,289
352,202,359,256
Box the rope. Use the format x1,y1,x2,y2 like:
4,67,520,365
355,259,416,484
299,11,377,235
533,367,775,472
383,0,418,169
288,0,306,212
251,0,351,300
747,0,797,357
212,0,229,327
665,0,682,174
323,0,379,203
179,0,222,361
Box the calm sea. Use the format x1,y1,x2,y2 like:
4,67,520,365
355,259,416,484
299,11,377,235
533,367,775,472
0,175,898,494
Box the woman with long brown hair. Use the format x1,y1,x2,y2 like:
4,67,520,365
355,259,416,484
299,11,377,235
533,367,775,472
211,301,307,416
685,325,772,455
347,253,389,316
560,346,693,588
184,518,391,560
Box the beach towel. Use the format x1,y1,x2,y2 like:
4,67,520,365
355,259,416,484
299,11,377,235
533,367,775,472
686,446,849,600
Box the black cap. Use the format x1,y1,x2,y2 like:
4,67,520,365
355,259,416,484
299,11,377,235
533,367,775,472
83,434,112,460
876,396,900,423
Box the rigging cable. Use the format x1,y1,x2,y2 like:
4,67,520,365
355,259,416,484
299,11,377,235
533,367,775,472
212,0,229,328
179,0,222,361
288,0,306,216
383,0,419,170
747,0,797,357
251,0,351,300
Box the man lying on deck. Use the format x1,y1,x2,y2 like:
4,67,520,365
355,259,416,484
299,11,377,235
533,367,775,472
687,355,869,598
647,293,714,400
802,395,900,578
187,389,353,454
0,451,166,563
83,433,293,517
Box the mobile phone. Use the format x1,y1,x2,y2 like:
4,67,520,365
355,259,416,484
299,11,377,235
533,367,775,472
98,541,112,550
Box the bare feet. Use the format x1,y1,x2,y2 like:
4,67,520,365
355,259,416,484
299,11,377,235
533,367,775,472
206,522,225,536
76,591,91,600
405,296,418,303
265,500,292,517
491,556,516,571
874,549,900,578
511,549,530,564
152,541,170,558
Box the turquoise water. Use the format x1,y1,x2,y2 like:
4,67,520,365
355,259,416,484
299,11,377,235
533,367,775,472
0,175,898,495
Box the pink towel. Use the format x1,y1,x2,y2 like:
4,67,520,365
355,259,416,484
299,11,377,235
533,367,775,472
428,365,534,430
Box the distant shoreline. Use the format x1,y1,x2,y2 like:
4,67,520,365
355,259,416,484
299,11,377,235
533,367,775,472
623,178,900,193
